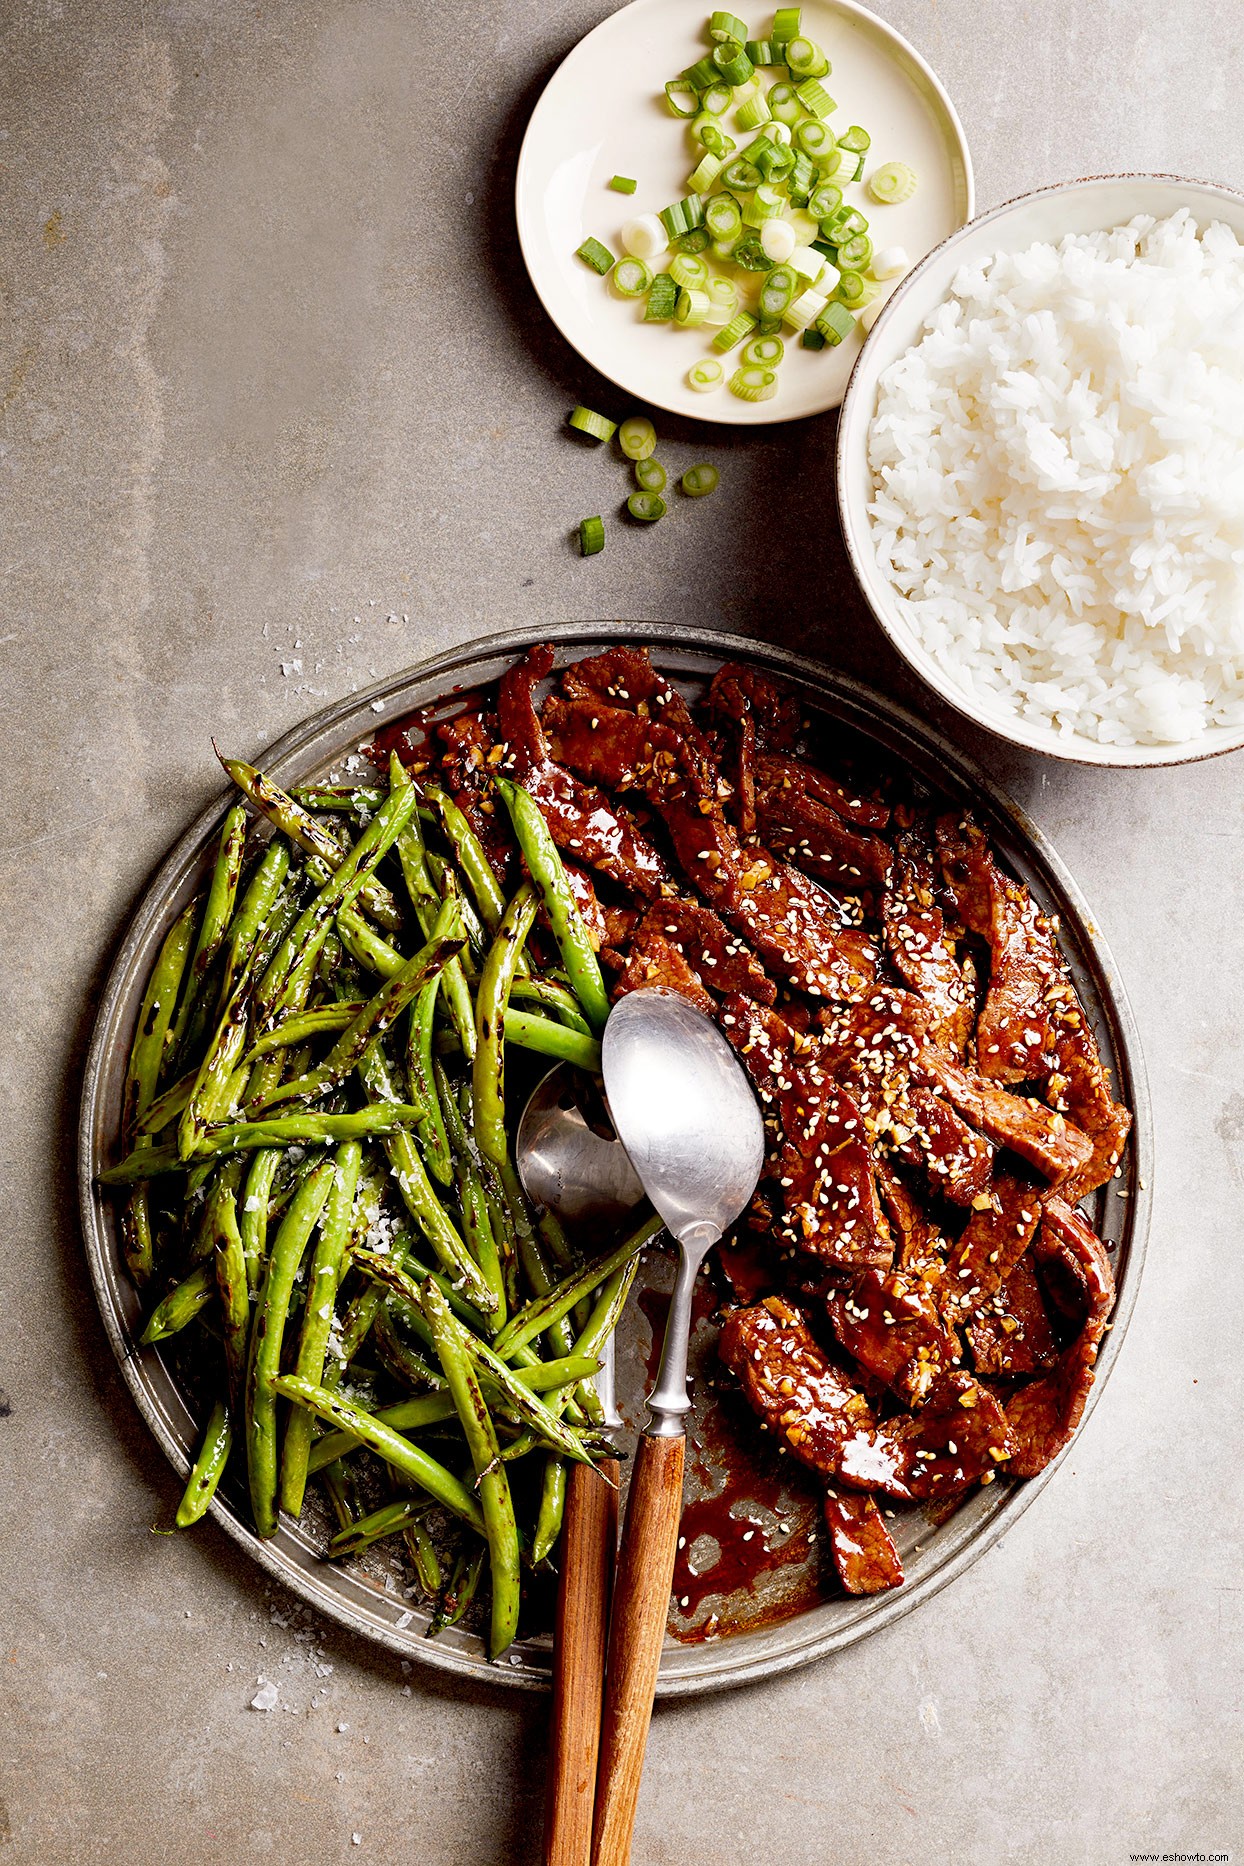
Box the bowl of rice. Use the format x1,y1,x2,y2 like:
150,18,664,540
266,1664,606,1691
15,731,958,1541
836,174,1244,765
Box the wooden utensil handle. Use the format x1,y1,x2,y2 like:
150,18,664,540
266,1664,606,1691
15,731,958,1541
544,1457,620,1866
591,1431,685,1866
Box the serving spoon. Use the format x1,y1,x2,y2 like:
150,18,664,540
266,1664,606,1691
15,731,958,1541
517,1066,645,1866
591,988,765,1866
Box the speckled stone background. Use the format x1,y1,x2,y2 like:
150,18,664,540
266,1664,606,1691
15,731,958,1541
2,0,1241,1860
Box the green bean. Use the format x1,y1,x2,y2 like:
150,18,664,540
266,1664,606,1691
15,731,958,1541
241,1002,362,1067
104,1106,431,1182
170,805,248,1064
575,1252,644,1361
218,752,403,931
353,1251,601,1463
404,1515,442,1593
472,883,537,1171
238,1147,281,1291
210,1178,249,1409
457,1158,507,1323
306,1354,601,1472
336,901,475,1058
291,784,386,813
372,1303,443,1392
510,976,592,1035
121,1185,156,1287
139,1263,214,1345
125,902,196,1140
496,778,610,1032
357,1048,497,1316
324,1283,386,1389
133,1068,196,1139
177,970,253,1159
352,1245,491,1335
273,1374,486,1534
279,1141,362,1517
504,1008,602,1071
259,933,462,1113
245,1159,335,1536
218,838,290,1004
406,966,453,1189
430,1546,485,1634
493,1212,662,1360
421,1279,520,1658
175,1399,232,1528
532,1457,568,1565
328,1495,429,1558
428,787,506,933
255,780,419,1024
320,1458,358,1535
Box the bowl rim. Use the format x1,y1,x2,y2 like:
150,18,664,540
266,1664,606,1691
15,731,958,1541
513,0,976,427
835,169,1244,769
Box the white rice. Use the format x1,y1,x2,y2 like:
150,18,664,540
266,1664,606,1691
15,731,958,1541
867,210,1244,746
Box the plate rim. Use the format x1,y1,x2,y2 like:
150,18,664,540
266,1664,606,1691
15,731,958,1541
78,620,1152,1697
514,0,976,426
836,169,1244,767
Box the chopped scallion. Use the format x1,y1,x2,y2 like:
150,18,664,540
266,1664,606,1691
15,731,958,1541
626,490,666,521
712,310,757,352
609,175,638,194
665,79,699,117
578,516,605,555
800,326,827,350
568,406,617,442
621,214,669,260
658,194,706,238
618,415,657,460
634,455,668,490
711,38,753,85
687,357,725,392
700,81,734,115
742,333,785,367
575,237,614,275
784,36,829,79
612,256,653,297
727,364,778,402
771,7,802,43
795,78,835,117
766,80,803,126
688,151,725,193
681,463,720,497
867,161,918,204
736,91,773,130
709,9,748,42
675,285,712,326
644,273,679,321
837,124,871,153
704,192,743,241
670,250,710,290
814,300,856,344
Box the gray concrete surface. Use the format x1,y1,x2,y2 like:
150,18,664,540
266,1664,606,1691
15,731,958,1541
2,0,1241,1859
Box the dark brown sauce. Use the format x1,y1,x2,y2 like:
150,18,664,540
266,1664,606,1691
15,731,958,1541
637,1283,832,1644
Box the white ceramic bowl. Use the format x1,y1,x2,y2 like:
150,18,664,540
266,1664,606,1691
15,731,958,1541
836,173,1244,767
516,0,972,425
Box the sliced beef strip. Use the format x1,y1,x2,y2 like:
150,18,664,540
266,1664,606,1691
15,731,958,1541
751,753,893,892
816,992,994,1207
1005,1198,1116,1478
555,645,722,805
967,1254,1060,1378
838,1370,1015,1501
705,662,805,754
825,1267,961,1407
822,1491,904,1595
548,664,879,1002
639,899,775,1003
943,1169,1045,1316
660,799,878,1002
497,644,673,899
562,860,606,950
875,1159,948,1278
882,824,976,1054
435,706,513,876
718,1297,879,1480
614,930,714,1016
721,997,893,1270
937,812,1130,1197
922,1050,1094,1188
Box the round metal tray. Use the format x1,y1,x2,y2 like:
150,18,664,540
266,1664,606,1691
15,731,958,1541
78,622,1153,1697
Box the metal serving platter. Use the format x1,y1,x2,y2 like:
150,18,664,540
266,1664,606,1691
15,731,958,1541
79,622,1153,1698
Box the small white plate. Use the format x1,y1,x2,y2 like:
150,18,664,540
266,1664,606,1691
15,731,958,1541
516,0,973,425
